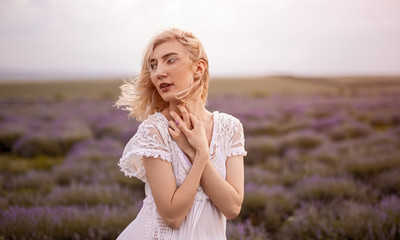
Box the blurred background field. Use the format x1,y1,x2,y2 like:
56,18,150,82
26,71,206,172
1,76,400,239
2,0,400,238
2,75,400,99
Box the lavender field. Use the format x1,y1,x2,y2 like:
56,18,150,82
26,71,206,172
1,87,400,239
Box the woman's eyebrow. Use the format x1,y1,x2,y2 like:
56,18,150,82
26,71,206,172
161,52,179,60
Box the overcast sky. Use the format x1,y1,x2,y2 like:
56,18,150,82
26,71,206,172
0,0,399,79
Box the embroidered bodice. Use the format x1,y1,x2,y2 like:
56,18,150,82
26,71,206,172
117,111,246,240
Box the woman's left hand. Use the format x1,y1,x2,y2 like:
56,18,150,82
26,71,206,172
168,105,195,162
170,105,209,157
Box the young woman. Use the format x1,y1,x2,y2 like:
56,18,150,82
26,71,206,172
116,28,246,240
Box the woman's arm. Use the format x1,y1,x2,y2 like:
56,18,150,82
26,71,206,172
144,112,210,229
169,107,245,219
200,155,244,219
143,151,207,229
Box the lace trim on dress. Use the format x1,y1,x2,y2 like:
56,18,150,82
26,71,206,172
142,196,173,239
118,113,172,182
116,111,246,240
118,149,171,182
228,147,247,157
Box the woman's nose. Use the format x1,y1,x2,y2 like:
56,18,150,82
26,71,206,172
155,64,167,78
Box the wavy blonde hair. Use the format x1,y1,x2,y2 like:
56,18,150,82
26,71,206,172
116,28,210,121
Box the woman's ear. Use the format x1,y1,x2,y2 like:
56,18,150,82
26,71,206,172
194,59,206,79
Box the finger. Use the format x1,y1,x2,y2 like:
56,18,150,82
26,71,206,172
170,111,182,125
171,111,191,135
168,127,179,138
189,113,199,128
177,104,191,128
169,120,180,132
177,105,190,126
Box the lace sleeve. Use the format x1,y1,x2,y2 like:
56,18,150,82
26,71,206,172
228,118,247,157
118,119,171,182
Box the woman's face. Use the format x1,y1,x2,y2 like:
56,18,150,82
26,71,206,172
149,40,195,103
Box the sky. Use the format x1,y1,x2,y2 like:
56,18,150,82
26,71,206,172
0,0,399,79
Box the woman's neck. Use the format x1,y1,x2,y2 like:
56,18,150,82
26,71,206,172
167,99,211,123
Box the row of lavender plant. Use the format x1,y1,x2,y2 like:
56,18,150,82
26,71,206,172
0,91,399,239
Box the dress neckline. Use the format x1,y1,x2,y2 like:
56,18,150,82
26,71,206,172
155,111,218,157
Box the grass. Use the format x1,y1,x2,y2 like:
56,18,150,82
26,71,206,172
1,76,400,239
1,75,399,100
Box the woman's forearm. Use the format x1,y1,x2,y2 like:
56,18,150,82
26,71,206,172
200,160,244,219
161,152,208,229
184,150,244,219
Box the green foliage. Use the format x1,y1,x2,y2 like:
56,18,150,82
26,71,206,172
241,184,296,234
1,93,400,239
281,131,324,152
0,196,8,209
46,184,135,207
369,111,400,130
12,131,64,157
277,120,310,136
55,122,93,152
262,192,296,234
344,154,400,179
227,220,271,240
251,122,280,136
294,175,370,202
5,189,46,207
241,190,268,223
114,172,145,190
245,137,279,165
263,157,284,173
0,205,140,240
7,170,55,194
0,155,63,174
371,167,400,195
0,122,27,151
53,161,95,185
278,198,400,240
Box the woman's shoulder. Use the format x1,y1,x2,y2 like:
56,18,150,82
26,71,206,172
215,111,242,126
132,112,170,141
214,111,244,139
139,112,169,130
127,112,171,148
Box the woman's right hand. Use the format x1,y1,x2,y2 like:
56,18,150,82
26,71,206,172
170,108,209,158
168,118,196,162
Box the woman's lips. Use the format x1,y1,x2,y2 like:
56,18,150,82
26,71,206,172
159,83,172,92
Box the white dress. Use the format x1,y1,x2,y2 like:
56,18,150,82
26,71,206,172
117,111,247,240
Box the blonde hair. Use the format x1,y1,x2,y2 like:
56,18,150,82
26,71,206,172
116,28,210,121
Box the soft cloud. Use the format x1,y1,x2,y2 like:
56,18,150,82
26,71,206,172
0,0,399,78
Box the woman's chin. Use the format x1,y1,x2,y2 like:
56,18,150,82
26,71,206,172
160,94,176,103
160,92,189,104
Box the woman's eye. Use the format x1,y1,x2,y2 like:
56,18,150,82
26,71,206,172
167,57,176,64
150,63,157,70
